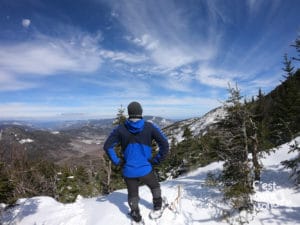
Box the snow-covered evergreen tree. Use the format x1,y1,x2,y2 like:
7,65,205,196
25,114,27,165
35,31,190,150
216,84,255,214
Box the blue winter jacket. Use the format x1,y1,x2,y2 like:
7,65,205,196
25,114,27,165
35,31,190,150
103,119,169,178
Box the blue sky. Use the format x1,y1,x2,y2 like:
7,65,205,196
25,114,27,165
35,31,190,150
0,0,299,120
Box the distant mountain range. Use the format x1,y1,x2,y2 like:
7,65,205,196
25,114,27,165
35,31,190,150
0,115,174,131
0,110,228,168
0,115,176,166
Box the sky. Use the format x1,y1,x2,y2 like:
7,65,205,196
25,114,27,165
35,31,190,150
0,0,300,120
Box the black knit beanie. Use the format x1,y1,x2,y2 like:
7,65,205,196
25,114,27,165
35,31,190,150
127,101,143,119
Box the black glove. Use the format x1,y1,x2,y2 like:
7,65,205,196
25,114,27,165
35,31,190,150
149,157,159,165
117,159,125,167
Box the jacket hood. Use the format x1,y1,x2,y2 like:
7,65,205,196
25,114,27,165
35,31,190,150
125,118,145,134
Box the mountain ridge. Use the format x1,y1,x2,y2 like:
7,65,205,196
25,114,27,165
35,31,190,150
163,106,226,143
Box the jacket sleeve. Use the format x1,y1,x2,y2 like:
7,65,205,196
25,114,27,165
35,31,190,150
103,126,122,166
151,123,169,165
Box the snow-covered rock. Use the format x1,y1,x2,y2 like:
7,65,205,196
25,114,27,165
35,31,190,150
19,138,34,144
165,106,226,143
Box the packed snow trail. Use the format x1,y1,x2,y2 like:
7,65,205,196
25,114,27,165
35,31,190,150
1,138,300,225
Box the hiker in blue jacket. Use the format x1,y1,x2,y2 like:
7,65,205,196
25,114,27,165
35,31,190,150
103,101,169,223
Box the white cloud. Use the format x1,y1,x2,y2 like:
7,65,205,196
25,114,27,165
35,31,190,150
246,0,282,19
0,33,102,90
246,0,261,14
128,34,159,50
196,66,235,88
0,71,37,91
239,74,282,96
22,19,31,28
0,93,222,120
156,69,195,93
147,96,219,107
82,75,153,101
151,46,196,69
112,0,219,70
142,96,221,118
3,37,101,74
99,49,147,63
126,33,216,69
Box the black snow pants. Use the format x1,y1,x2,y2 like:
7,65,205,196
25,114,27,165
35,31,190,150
124,170,162,211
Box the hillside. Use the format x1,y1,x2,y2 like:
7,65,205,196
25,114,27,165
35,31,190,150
0,116,174,166
1,137,299,225
161,69,300,153
248,69,300,146
163,107,226,143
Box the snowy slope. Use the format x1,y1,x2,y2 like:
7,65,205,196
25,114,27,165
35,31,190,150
1,137,300,225
164,107,226,143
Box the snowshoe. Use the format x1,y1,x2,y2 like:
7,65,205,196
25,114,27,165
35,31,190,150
149,209,164,220
149,197,169,220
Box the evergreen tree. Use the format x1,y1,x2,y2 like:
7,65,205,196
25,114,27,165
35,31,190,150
280,36,300,187
182,126,192,142
56,166,80,203
281,139,300,186
282,53,295,78
252,88,272,149
0,162,15,204
291,35,300,61
103,105,127,194
216,84,254,213
113,105,126,125
268,56,299,144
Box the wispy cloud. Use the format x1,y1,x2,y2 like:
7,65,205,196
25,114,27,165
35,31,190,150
246,0,262,15
8,35,101,73
0,24,155,93
196,65,236,88
126,34,158,51
156,69,195,93
139,96,222,118
81,76,152,98
99,49,147,63
110,0,219,69
0,71,37,91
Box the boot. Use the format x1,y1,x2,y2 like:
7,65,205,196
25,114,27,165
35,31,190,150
129,209,142,222
153,197,162,210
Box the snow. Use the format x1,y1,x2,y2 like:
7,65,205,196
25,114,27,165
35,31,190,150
19,138,34,144
81,139,94,145
1,137,300,225
166,107,226,143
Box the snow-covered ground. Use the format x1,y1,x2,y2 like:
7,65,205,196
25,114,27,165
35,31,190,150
1,137,300,225
19,138,34,144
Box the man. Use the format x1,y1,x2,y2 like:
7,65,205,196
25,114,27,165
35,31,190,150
103,101,169,223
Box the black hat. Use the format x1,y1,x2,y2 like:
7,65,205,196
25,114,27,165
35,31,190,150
127,101,143,119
